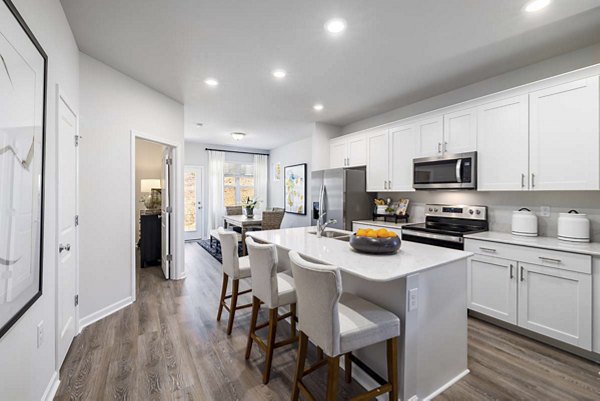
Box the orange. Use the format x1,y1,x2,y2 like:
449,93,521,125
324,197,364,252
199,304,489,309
366,231,378,238
356,229,367,237
376,228,388,237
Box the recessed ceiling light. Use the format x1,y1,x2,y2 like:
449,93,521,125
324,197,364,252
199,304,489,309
313,104,324,111
272,69,287,79
524,0,551,13
204,78,219,87
196,122,204,127
325,18,347,34
231,132,246,141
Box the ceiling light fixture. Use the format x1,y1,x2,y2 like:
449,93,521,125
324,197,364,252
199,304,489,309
313,104,324,111
325,18,347,34
231,132,246,141
196,122,204,127
204,78,219,87
524,0,551,13
272,69,287,79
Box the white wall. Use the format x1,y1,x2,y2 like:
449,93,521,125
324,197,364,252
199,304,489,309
0,1,79,400
78,53,184,321
311,122,342,171
135,138,164,241
268,137,313,228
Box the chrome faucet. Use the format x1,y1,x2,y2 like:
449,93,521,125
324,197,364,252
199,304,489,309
316,184,337,238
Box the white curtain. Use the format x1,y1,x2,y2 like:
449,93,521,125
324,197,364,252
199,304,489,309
207,150,225,234
253,154,268,212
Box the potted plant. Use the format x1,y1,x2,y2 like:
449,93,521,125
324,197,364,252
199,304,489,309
242,197,259,218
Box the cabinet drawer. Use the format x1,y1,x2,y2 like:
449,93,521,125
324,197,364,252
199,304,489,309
352,222,403,238
465,239,591,274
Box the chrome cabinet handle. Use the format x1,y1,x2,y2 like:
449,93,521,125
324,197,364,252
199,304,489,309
437,142,441,153
59,243,71,253
388,180,392,189
510,264,514,279
479,247,497,253
538,256,561,264
520,265,525,281
521,173,525,188
531,173,535,188
384,180,388,190
443,142,448,153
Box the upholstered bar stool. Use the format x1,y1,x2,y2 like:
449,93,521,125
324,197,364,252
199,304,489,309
245,237,298,383
217,228,253,335
289,251,400,401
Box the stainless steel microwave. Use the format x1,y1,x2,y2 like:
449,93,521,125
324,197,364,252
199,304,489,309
413,151,477,190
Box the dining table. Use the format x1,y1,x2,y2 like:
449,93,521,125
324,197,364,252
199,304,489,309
223,214,262,255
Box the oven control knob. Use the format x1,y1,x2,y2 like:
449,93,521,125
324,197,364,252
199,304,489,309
476,210,481,215
434,208,439,212
469,209,474,215
428,208,433,212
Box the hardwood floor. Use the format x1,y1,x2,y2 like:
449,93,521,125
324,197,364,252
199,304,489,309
55,243,600,400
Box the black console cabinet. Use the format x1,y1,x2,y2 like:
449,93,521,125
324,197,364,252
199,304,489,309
140,213,161,267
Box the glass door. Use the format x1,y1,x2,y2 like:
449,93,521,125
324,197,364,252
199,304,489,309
184,166,204,240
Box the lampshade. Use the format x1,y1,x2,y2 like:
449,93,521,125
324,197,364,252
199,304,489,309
140,179,161,193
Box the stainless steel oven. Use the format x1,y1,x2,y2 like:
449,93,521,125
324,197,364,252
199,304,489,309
413,151,477,190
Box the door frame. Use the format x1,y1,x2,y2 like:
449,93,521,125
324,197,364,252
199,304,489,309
184,164,205,241
130,130,184,301
54,84,80,368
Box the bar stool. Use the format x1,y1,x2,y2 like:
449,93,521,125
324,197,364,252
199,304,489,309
289,251,400,401
245,237,298,384
217,227,253,335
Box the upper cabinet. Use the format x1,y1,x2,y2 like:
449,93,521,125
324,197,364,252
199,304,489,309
366,129,390,192
443,108,477,154
529,77,600,191
329,133,367,168
389,124,416,192
415,116,443,157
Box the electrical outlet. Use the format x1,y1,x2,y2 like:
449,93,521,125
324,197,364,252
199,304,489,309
409,288,418,311
540,206,551,217
37,321,44,348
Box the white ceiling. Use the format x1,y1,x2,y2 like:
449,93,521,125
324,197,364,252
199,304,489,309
61,0,600,149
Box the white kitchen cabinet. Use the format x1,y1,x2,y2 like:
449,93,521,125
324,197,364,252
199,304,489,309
389,124,416,192
347,135,367,167
329,134,367,168
443,108,477,154
329,139,347,169
415,116,443,157
366,130,389,191
529,76,600,190
467,254,517,324
518,261,592,350
477,95,529,191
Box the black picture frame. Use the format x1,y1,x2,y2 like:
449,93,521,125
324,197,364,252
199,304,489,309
284,163,307,215
0,0,48,339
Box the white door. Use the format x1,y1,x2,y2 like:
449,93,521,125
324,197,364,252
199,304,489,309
477,95,529,190
415,116,443,157
184,166,203,240
347,135,367,167
56,92,79,367
518,262,592,350
529,76,600,190
161,147,172,279
467,255,517,324
443,107,477,154
366,129,389,192
389,124,416,191
329,139,347,168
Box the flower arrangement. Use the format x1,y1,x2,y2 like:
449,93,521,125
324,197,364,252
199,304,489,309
242,197,260,218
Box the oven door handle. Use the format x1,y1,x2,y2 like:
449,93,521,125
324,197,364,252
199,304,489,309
402,229,464,243
456,159,462,183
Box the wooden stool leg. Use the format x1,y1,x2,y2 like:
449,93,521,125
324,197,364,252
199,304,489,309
387,337,399,401
344,352,352,383
216,274,229,321
326,356,340,401
290,303,297,337
226,279,239,335
263,308,279,384
291,332,308,401
245,296,260,360
317,347,324,362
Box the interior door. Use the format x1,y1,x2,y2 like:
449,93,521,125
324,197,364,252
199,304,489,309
56,92,79,368
184,166,203,240
161,147,172,279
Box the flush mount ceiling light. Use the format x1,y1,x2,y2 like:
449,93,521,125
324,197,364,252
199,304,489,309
231,132,246,141
325,18,347,34
524,0,551,12
272,69,287,79
204,78,219,87
196,122,204,127
313,104,324,111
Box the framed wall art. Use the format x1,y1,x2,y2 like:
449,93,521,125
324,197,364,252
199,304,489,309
284,163,306,215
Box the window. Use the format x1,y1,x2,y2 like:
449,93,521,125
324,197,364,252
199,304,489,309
184,170,197,232
223,162,255,206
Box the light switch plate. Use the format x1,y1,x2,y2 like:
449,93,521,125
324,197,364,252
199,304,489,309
37,321,44,348
540,206,551,217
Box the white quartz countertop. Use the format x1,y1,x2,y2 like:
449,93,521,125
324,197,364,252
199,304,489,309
352,220,416,229
248,226,471,282
465,231,600,257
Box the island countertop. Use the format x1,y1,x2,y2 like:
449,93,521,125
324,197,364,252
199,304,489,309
247,226,471,282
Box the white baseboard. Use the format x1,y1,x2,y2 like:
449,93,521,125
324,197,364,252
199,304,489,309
41,371,60,401
79,296,133,332
423,369,470,401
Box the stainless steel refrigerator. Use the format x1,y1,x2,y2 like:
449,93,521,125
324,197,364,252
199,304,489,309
311,168,375,231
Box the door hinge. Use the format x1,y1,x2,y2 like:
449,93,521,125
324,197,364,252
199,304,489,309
165,158,173,166
166,206,173,213
75,215,79,226
74,294,79,307
166,254,173,262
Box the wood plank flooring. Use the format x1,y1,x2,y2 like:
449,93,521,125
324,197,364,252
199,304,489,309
55,242,600,400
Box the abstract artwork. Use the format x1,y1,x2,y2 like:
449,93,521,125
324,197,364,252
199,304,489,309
284,163,306,215
273,161,281,181
0,0,47,338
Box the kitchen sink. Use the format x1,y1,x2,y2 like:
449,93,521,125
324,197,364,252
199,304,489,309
308,230,351,240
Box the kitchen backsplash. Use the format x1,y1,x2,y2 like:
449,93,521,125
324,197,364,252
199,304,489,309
378,191,600,241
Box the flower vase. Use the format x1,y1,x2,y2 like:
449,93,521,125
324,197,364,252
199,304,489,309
245,207,254,218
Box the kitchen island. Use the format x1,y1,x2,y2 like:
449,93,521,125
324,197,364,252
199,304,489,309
247,226,472,401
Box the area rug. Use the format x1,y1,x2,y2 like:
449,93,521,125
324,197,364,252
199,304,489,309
196,239,242,263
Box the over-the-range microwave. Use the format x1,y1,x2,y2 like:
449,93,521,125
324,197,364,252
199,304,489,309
413,151,477,190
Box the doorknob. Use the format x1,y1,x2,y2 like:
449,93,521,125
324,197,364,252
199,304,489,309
59,243,71,253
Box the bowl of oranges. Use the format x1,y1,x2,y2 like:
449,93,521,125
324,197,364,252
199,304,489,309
349,228,401,254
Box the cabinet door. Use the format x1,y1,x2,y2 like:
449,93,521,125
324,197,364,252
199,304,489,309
389,124,416,191
443,108,477,154
329,139,347,169
477,95,529,190
529,76,600,190
366,130,389,192
518,262,592,350
415,116,443,157
467,255,517,324
347,134,367,167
